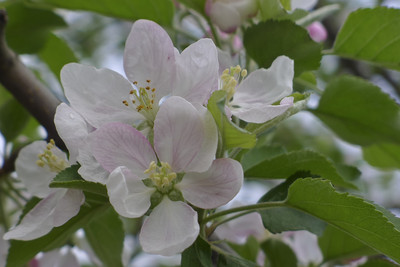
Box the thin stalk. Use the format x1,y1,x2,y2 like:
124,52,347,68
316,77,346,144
206,17,221,48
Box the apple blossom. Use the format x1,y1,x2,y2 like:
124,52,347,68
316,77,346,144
3,140,84,240
61,19,219,130
88,96,243,255
206,0,258,33
220,56,295,123
307,21,328,43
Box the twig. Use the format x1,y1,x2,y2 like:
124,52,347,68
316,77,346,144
0,9,64,149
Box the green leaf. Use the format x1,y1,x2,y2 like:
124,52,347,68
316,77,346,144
177,0,205,15
228,236,259,263
333,7,400,70
39,33,78,82
285,178,400,264
181,237,213,267
318,225,377,263
207,90,256,150
30,0,174,25
311,76,400,146
258,174,327,235
258,0,286,20
245,150,356,189
0,98,30,141
359,259,400,267
50,165,108,196
261,239,297,267
363,143,400,170
84,208,124,267
5,3,67,54
6,202,109,267
243,20,322,76
217,253,258,267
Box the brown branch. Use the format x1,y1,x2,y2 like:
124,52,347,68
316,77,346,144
0,9,64,149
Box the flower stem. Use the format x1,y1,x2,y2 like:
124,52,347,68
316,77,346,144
202,201,285,225
206,17,221,48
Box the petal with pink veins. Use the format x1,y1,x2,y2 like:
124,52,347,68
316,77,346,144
77,141,109,184
107,167,155,218
177,158,243,209
140,197,199,256
154,97,212,173
174,39,219,104
91,122,157,176
61,63,141,128
124,19,176,102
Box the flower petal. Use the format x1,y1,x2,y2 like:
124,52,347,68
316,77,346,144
77,141,109,184
232,56,294,107
177,158,243,209
210,2,241,33
4,189,84,240
107,167,155,218
174,39,219,104
61,63,141,128
91,122,157,176
124,20,176,102
139,197,199,256
154,97,213,173
54,103,89,163
15,141,66,198
38,249,80,267
230,96,294,123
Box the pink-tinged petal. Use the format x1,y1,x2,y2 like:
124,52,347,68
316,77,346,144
140,197,199,256
232,56,294,107
39,249,80,267
124,20,176,102
214,211,265,243
210,2,241,33
15,141,66,198
107,167,155,218
61,63,142,128
231,96,294,123
154,97,208,173
91,122,156,176
77,142,109,184
307,21,328,43
177,158,243,209
4,189,83,240
54,103,89,163
174,39,219,104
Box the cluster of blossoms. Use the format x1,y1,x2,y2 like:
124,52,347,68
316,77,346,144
3,19,294,255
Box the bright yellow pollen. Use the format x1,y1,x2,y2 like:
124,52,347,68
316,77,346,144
144,161,177,193
36,139,69,173
220,65,247,103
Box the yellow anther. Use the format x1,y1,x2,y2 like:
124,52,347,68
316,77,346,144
241,69,247,78
146,86,150,90
133,81,138,85
144,161,177,193
122,100,129,106
36,139,69,173
146,79,151,83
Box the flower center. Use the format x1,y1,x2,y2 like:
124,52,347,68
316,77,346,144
36,139,69,173
144,161,177,193
122,79,159,123
220,65,247,104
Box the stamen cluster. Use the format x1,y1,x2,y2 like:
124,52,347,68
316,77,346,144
144,161,177,193
36,139,69,173
220,65,247,103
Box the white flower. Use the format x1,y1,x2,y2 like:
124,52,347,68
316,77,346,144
3,140,84,240
89,96,243,255
206,0,258,32
60,19,219,129
221,56,295,123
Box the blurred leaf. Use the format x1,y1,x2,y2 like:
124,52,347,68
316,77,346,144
258,174,327,235
241,145,285,172
228,236,259,263
29,0,174,25
217,253,258,267
0,98,30,141
261,239,297,267
39,33,78,81
311,76,400,146
245,149,356,189
181,237,213,267
259,0,286,20
50,165,108,196
6,202,109,267
84,208,124,267
285,178,400,264
363,143,400,170
6,3,66,54
243,20,322,76
318,225,377,263
359,259,400,267
207,90,256,150
333,7,400,70
177,0,205,15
